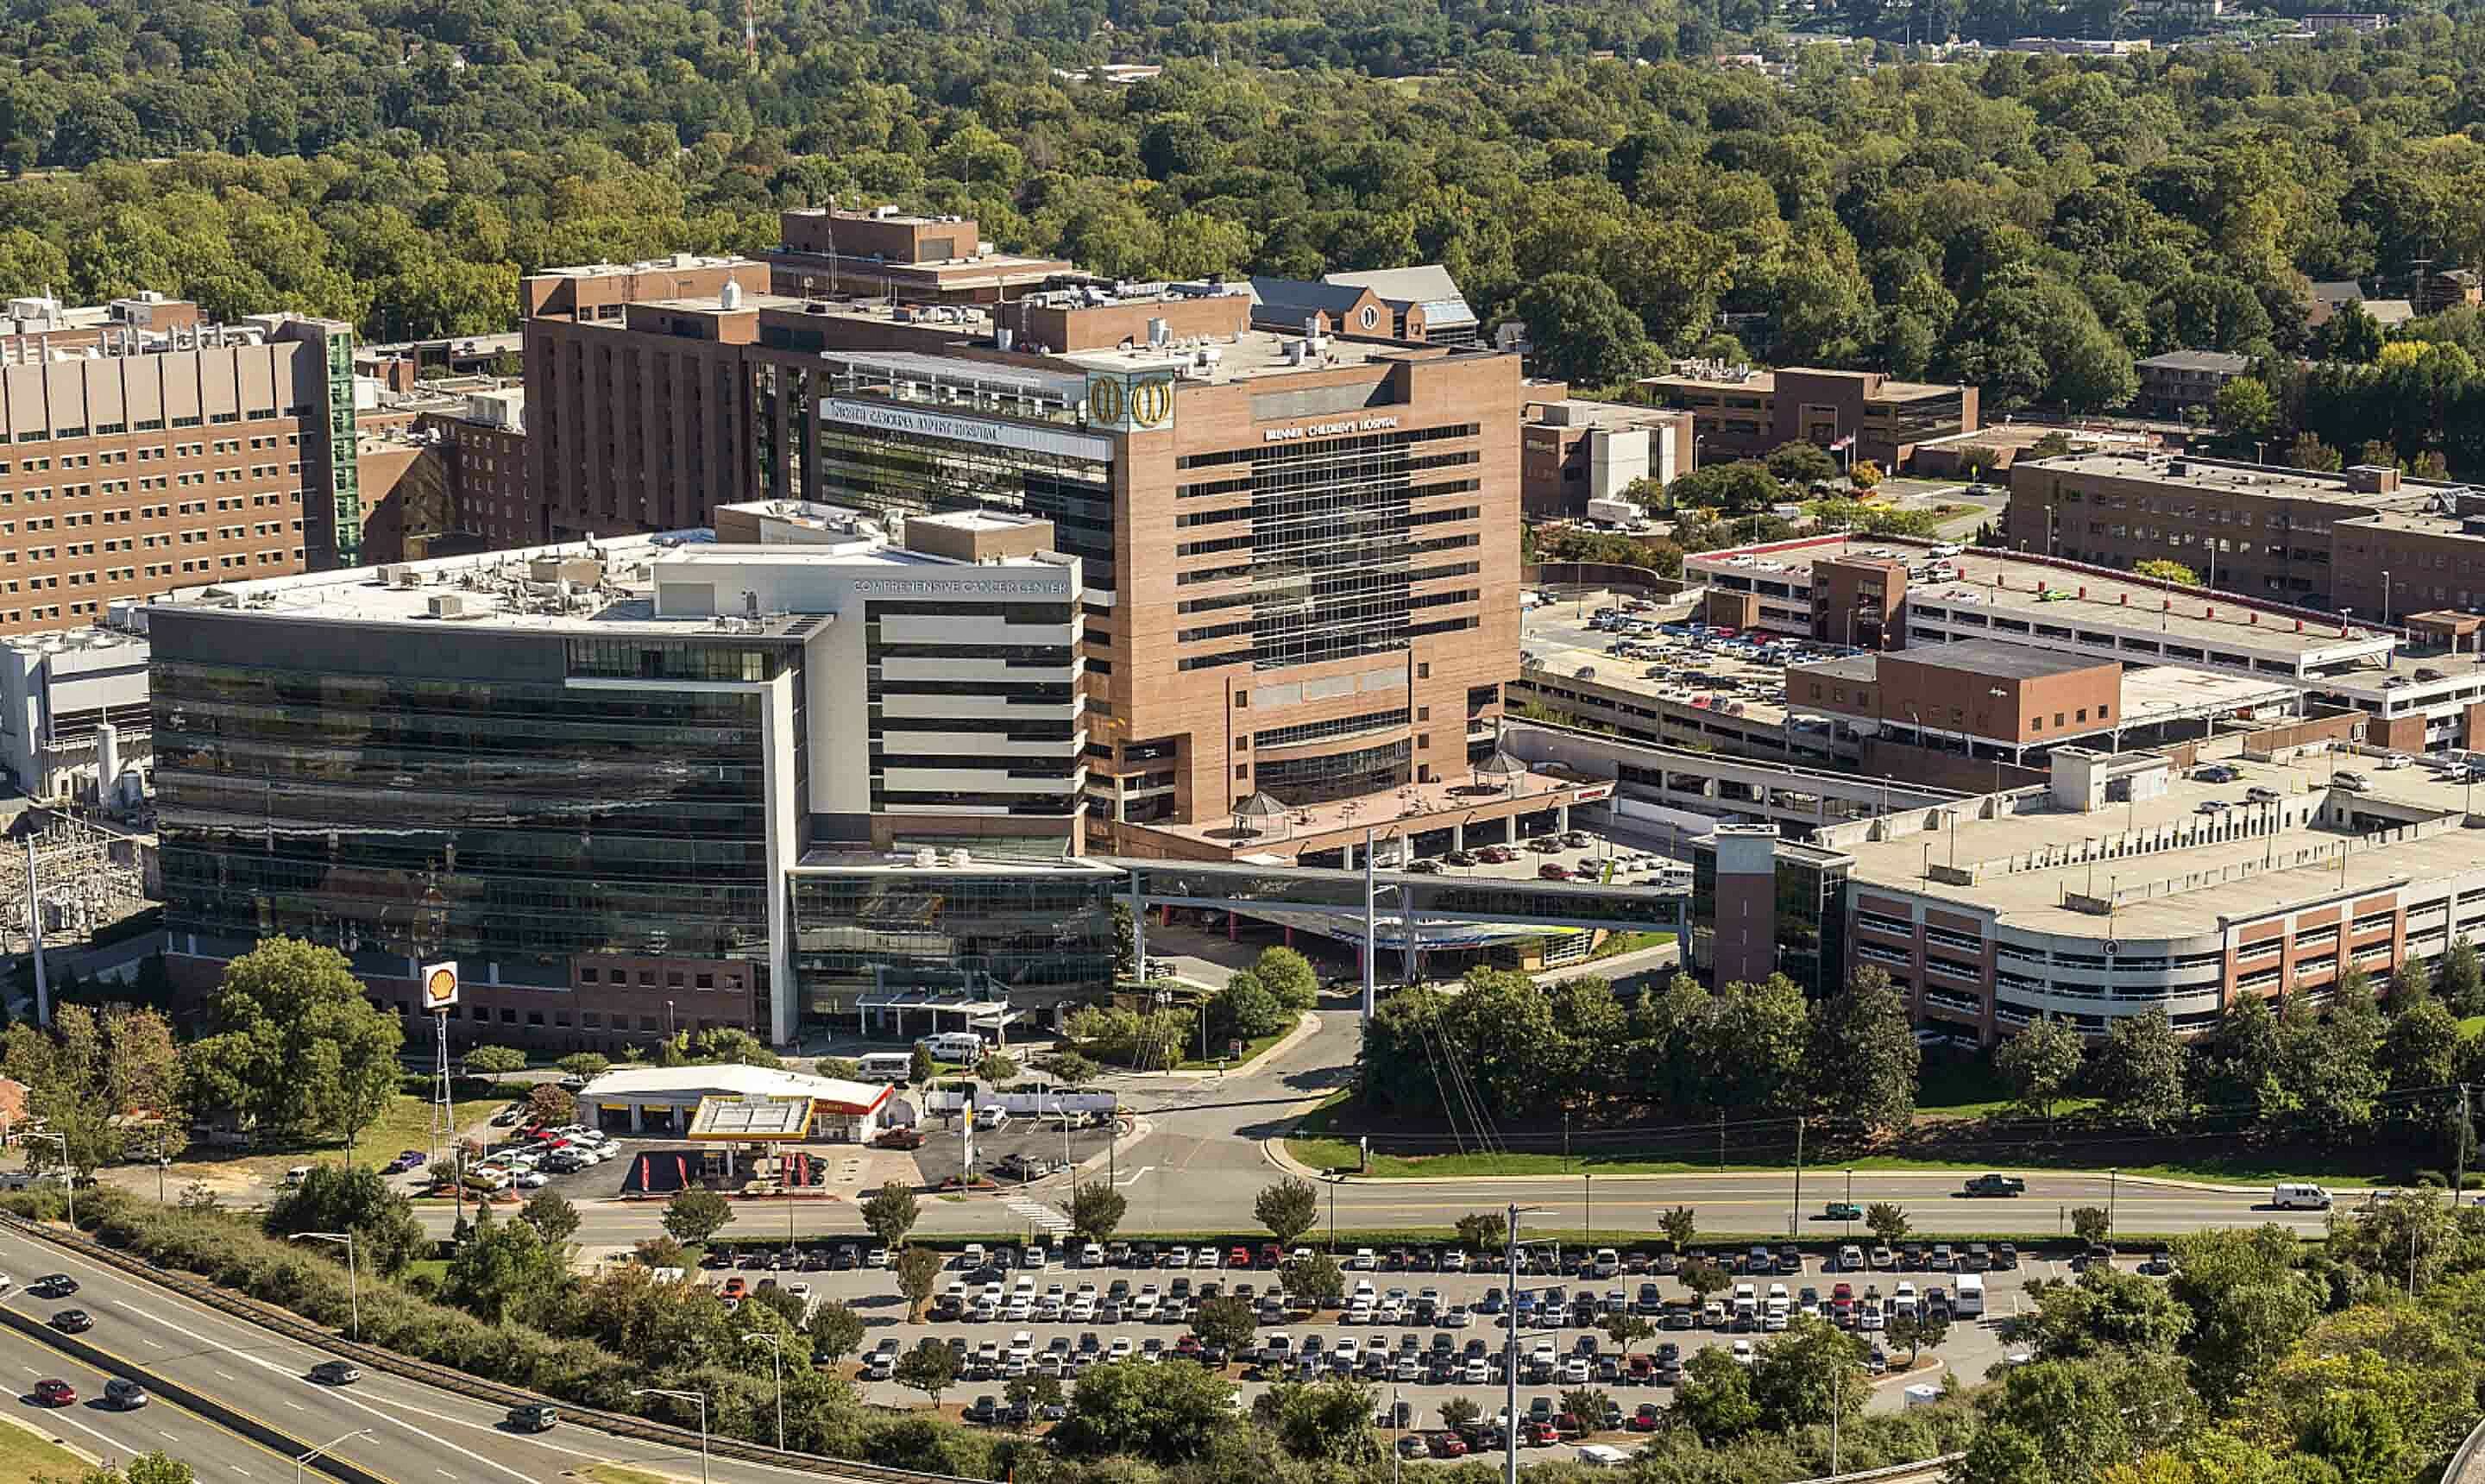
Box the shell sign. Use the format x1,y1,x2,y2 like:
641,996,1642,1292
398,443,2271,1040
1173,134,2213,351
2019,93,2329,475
420,961,460,1012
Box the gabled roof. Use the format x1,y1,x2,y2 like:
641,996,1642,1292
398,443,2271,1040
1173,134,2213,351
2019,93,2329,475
2309,280,2365,304
1246,276,1368,320
1323,266,1480,328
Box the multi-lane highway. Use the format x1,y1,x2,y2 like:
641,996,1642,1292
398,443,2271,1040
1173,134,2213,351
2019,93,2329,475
0,1225,846,1484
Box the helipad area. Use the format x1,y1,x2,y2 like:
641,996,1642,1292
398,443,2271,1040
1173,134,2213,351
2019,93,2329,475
580,1064,895,1141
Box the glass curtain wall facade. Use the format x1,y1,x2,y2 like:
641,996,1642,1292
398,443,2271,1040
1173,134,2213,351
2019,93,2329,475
790,871,1117,1023
154,657,777,982
753,362,1118,595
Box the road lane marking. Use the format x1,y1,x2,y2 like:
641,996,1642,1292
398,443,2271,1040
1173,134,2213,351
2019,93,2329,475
160,1431,180,1442
107,1300,543,1484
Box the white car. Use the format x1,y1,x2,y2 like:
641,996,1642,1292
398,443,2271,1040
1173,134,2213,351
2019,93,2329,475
1107,1337,1133,1361
1576,1445,1630,1468
1332,1337,1361,1368
513,1170,549,1189
1066,1293,1097,1322
1732,1340,1755,1366
868,1246,890,1268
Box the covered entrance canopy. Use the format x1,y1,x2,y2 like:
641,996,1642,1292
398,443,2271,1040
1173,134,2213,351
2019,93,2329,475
855,984,1024,1041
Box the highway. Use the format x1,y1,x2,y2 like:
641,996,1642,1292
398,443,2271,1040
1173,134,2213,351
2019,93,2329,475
0,1227,847,1484
0,1319,290,1480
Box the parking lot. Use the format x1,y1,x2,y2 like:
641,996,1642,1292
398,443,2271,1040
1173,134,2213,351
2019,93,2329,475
680,1237,2123,1435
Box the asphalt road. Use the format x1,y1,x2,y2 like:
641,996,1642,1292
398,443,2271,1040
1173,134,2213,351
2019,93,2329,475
0,1319,288,1480
0,1228,846,1484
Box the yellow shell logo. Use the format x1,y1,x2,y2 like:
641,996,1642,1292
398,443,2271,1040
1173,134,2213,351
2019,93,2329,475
423,965,459,1009
1088,377,1125,425
1128,376,1173,427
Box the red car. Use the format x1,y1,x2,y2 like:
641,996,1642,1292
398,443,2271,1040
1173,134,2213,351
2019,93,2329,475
1538,863,1572,881
720,1277,748,1300
1227,1246,1252,1269
876,1128,924,1150
1629,1403,1662,1431
1521,1420,1559,1448
1430,1433,1469,1459
1258,1244,1282,1269
33,1380,74,1407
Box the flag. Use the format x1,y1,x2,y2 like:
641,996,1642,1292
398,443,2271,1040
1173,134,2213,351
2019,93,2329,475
1831,432,1856,451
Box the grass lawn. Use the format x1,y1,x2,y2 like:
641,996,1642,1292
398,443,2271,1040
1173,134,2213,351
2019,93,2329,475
0,1416,95,1480
1175,1026,1289,1072
582,1468,687,1484
1589,930,1676,963
355,1092,509,1162
1286,1089,2393,1185
1916,1055,2100,1120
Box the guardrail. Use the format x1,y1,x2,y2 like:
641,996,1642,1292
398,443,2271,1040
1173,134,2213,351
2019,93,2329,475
1,1214,979,1484
2445,1410,2485,1484
1791,1451,1963,1484
0,1300,399,1484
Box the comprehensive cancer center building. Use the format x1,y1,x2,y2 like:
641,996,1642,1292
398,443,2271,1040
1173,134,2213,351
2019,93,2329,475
150,512,1118,1048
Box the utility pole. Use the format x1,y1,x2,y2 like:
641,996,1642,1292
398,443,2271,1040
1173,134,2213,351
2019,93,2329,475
2457,1085,2472,1202
1791,1116,1806,1239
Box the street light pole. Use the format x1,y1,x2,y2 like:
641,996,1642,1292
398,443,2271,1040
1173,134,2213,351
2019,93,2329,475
289,1232,358,1343
742,1333,785,1451
295,1428,374,1484
631,1387,709,1484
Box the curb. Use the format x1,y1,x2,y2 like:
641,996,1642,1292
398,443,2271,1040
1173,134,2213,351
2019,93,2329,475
1245,1158,2372,1198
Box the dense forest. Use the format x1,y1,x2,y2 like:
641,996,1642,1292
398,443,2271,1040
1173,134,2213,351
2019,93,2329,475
9,2,2485,460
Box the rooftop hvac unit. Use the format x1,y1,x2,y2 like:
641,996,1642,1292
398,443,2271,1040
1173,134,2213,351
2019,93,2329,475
947,848,973,868
427,593,476,619
913,847,940,868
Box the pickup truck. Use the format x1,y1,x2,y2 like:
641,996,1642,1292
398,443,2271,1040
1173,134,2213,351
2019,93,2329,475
1962,1174,2027,1198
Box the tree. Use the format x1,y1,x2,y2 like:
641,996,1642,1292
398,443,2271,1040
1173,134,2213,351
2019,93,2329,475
1036,1050,1098,1086
807,1300,866,1363
1866,1203,1911,1244
894,1245,943,1321
519,1191,580,1245
976,1049,1020,1082
862,1181,920,1248
1455,1210,1507,1252
1601,1311,1655,1358
2286,431,2343,472
1208,972,1287,1043
1513,272,1654,388
662,1186,735,1246
1662,1206,1698,1251
56,1454,195,1484
463,1046,527,1078
2134,559,2201,587
909,1044,936,1085
1765,440,1841,487
1256,1378,1380,1462
522,1083,576,1126
1672,1344,1762,1443
1849,459,1884,491
1070,1181,1127,1242
1438,1396,1482,1433
1749,1316,1868,1433
2093,1008,2188,1131
2325,301,2385,363
264,1164,429,1275
1667,460,1787,515
441,1210,569,1325
180,938,404,1152
2022,1267,2193,1359
1807,965,1920,1135
1679,1257,1729,1305
1005,1372,1065,1416
1192,1293,1256,1355
893,1343,959,1406
1255,1178,1318,1248
2442,937,2484,1016
1997,1015,2086,1126
2384,956,2432,1012
1251,947,1320,1009
2211,376,2276,439
1282,1253,1344,1310
1054,1359,1239,1462
2073,1205,2113,1243
556,1052,609,1082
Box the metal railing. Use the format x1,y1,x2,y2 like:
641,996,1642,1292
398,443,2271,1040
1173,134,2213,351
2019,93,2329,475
1,1213,978,1484
1791,1452,1964,1484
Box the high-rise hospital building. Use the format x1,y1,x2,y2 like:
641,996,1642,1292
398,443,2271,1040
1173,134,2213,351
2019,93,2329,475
520,211,1537,866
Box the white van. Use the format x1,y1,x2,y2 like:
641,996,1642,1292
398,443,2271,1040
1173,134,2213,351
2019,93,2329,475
1953,1273,1986,1318
924,1032,986,1062
2274,1183,2332,1210
856,1052,915,1084
974,1105,1011,1131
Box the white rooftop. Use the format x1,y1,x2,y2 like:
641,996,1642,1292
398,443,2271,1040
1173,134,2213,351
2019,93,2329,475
580,1062,890,1110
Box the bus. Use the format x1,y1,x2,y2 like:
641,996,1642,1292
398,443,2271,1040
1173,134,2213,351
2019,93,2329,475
1953,1273,1985,1318
855,1052,915,1084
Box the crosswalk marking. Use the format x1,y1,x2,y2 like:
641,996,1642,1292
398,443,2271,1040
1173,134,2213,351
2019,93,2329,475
1003,1196,1071,1234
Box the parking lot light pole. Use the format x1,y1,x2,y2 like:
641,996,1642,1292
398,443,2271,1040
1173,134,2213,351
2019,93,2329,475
631,1387,708,1484
288,1231,358,1342
741,1332,785,1450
